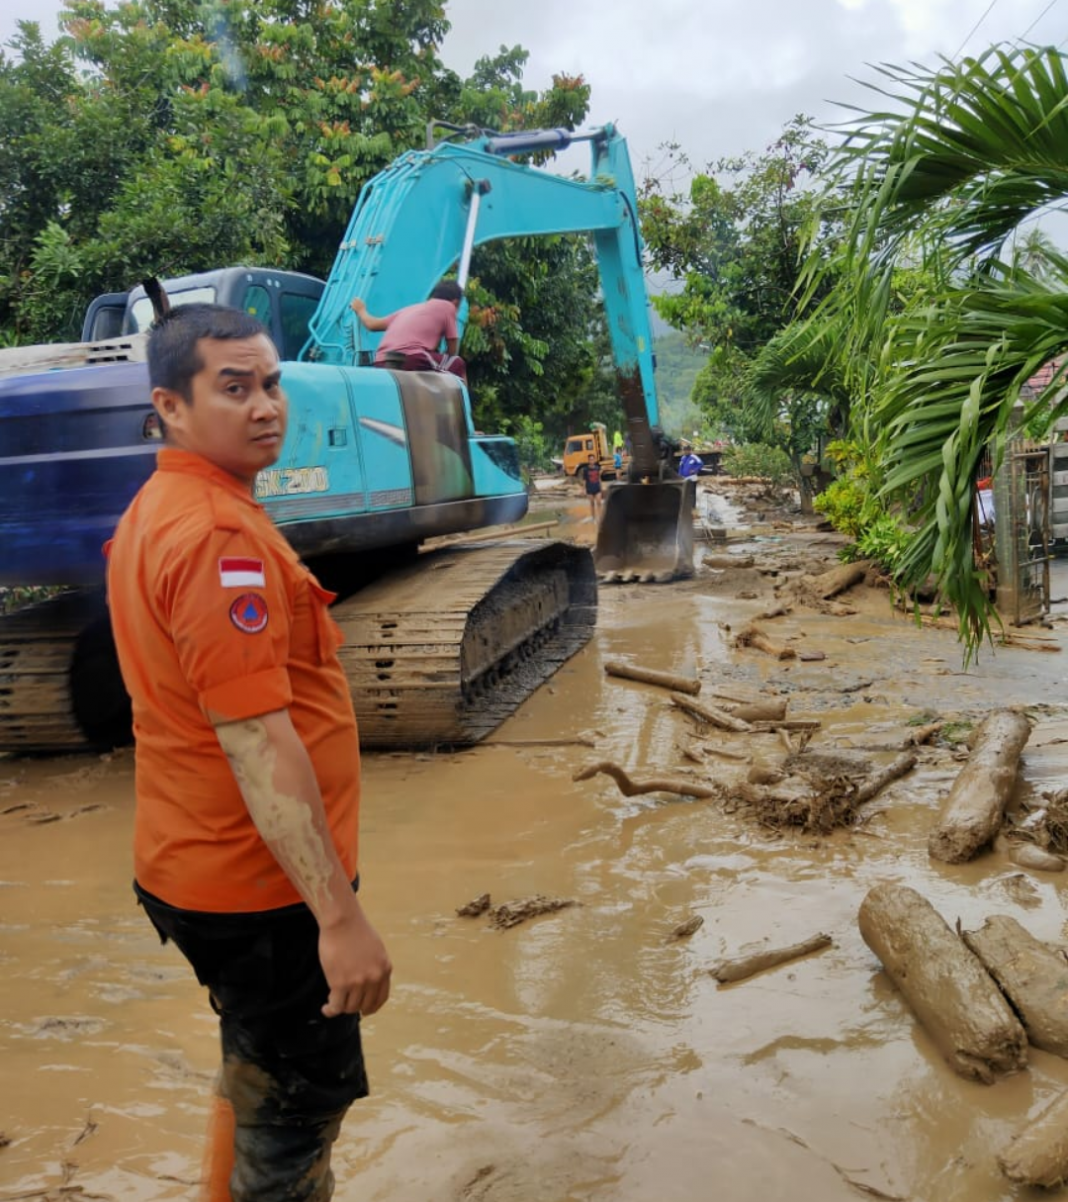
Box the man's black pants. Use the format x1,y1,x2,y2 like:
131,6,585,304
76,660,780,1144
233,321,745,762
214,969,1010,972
136,884,369,1202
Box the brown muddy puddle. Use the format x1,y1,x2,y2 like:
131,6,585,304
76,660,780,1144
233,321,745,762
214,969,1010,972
4,499,1068,1202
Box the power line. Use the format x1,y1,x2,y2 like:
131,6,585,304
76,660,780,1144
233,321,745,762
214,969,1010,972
1019,0,1059,42
953,0,998,58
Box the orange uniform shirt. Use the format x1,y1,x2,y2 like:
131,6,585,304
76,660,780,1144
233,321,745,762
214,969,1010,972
106,448,359,912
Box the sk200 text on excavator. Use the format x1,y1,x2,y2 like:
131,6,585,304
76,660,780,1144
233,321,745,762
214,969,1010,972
0,123,693,754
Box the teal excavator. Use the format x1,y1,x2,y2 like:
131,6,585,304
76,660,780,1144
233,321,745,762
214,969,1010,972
0,123,693,753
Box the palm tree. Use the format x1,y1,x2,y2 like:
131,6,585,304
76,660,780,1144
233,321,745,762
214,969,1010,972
815,44,1068,651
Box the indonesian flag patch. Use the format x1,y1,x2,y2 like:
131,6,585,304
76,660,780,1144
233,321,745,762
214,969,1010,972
219,556,266,588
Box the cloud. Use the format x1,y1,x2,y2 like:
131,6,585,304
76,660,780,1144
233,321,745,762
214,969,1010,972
441,0,1064,165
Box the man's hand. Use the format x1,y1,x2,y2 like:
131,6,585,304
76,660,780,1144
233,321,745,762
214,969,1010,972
349,297,367,316
319,901,392,1018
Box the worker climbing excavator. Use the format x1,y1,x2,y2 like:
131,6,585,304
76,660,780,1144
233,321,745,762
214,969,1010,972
0,123,693,754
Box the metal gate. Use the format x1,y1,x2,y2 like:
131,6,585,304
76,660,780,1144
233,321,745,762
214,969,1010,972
993,443,1051,626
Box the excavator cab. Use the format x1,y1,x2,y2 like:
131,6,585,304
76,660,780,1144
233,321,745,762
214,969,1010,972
594,477,696,583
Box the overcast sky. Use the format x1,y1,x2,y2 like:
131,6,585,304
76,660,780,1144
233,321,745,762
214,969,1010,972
2,0,1065,173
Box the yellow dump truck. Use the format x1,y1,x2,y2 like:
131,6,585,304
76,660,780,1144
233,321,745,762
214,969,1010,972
561,423,621,480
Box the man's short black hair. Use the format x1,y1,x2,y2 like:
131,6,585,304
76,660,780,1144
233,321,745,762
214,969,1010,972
147,303,270,402
430,280,464,303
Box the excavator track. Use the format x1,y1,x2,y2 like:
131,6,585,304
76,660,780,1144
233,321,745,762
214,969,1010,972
334,539,596,747
0,540,596,754
0,590,129,753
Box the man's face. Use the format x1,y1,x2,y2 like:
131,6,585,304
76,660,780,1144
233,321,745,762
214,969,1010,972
153,334,287,486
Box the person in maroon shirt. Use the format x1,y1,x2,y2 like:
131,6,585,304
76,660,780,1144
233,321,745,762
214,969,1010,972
349,280,466,380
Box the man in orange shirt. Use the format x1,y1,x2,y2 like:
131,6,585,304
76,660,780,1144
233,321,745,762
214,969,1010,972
106,304,391,1202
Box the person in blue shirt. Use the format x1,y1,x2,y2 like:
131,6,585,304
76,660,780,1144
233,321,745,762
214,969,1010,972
678,449,703,478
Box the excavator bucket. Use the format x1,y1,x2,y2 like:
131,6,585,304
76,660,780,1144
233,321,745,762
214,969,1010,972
594,479,697,583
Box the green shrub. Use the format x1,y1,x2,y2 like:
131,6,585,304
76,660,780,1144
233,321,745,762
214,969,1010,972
502,414,554,482
813,475,875,540
856,514,911,571
721,442,796,490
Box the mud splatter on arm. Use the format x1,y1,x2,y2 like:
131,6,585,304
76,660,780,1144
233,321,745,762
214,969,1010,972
215,713,346,923
214,710,391,1016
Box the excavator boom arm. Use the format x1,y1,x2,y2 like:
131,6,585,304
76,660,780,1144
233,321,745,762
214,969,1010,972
303,125,666,475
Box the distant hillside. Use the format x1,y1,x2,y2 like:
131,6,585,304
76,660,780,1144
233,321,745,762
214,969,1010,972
653,329,707,438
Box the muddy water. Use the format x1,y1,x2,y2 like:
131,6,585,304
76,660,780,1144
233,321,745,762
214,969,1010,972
4,516,1068,1201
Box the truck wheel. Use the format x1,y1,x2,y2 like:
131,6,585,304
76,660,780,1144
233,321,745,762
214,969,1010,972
70,616,133,749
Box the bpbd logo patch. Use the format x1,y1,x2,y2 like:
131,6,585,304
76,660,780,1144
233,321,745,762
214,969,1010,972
230,592,269,634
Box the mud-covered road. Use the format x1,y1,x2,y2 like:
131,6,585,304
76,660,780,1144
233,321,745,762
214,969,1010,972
4,479,1068,1202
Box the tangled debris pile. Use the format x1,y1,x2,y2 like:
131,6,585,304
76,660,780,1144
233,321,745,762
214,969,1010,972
455,892,578,930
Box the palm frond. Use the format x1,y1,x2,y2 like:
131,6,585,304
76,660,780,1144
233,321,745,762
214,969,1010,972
743,315,852,430
875,261,1068,647
834,46,1068,267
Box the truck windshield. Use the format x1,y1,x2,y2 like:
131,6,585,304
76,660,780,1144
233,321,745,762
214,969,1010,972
127,286,217,333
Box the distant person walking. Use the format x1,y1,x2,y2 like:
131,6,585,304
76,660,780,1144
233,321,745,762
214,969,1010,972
584,454,603,522
350,280,467,380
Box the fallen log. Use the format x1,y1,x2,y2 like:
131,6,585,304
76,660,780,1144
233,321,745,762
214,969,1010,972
852,751,918,805
808,560,871,600
701,746,749,762
604,660,701,696
749,719,822,733
903,720,944,748
484,736,598,749
704,554,754,569
670,694,752,733
708,688,768,705
857,883,1028,1083
928,710,1032,864
572,760,719,800
963,915,1068,1058
758,604,792,620
734,624,796,660
998,1089,1068,1189
708,932,832,984
1010,843,1066,872
730,698,788,723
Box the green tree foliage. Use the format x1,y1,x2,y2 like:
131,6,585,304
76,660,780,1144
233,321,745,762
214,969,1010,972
638,117,842,457
641,117,831,353
0,3,606,444
810,45,1068,652
720,442,796,494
